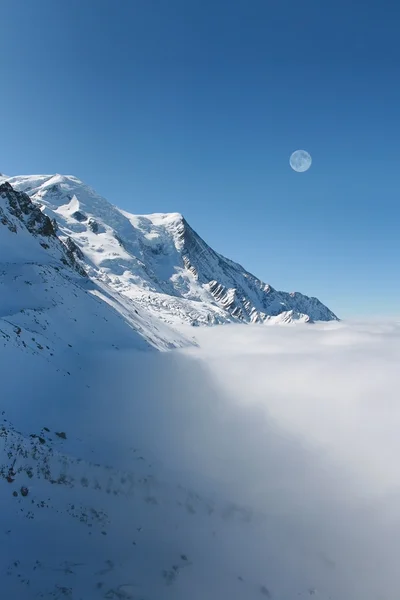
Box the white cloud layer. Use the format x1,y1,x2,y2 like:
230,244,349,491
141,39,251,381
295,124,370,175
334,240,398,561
2,319,400,599
85,319,400,599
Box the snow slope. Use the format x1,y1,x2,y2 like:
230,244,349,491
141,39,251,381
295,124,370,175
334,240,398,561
0,181,189,354
1,174,338,326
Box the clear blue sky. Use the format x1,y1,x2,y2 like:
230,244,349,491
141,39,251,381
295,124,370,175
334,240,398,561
1,0,399,318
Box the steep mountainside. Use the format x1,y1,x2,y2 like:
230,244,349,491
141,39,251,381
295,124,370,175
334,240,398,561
0,181,188,355
1,174,338,326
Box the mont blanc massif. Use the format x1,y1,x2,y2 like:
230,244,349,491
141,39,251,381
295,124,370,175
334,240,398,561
0,173,337,352
3,173,375,600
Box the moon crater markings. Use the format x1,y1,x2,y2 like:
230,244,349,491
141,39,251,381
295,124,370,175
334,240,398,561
290,150,312,172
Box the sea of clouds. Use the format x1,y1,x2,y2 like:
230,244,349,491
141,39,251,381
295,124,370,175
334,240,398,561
3,319,400,599
85,319,400,599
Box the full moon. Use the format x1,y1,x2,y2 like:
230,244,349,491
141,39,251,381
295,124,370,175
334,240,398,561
290,149,312,173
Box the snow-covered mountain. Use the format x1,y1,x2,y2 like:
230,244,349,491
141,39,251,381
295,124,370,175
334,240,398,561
0,181,189,355
3,178,398,600
1,173,338,326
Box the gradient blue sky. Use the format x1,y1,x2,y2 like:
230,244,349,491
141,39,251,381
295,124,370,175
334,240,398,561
1,0,399,317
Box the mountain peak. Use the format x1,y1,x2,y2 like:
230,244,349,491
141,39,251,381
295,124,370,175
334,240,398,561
3,173,338,325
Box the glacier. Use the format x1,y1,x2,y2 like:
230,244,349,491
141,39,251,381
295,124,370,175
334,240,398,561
1,173,338,328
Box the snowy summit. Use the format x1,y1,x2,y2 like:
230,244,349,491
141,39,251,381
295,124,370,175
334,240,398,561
1,173,338,329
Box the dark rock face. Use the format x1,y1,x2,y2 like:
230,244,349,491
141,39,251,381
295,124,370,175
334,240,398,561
178,217,339,323
88,218,99,233
62,237,87,277
0,204,17,233
0,182,86,278
64,236,84,261
72,210,87,222
0,182,57,238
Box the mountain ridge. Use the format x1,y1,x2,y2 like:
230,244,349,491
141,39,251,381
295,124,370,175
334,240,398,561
0,180,189,354
0,173,338,326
